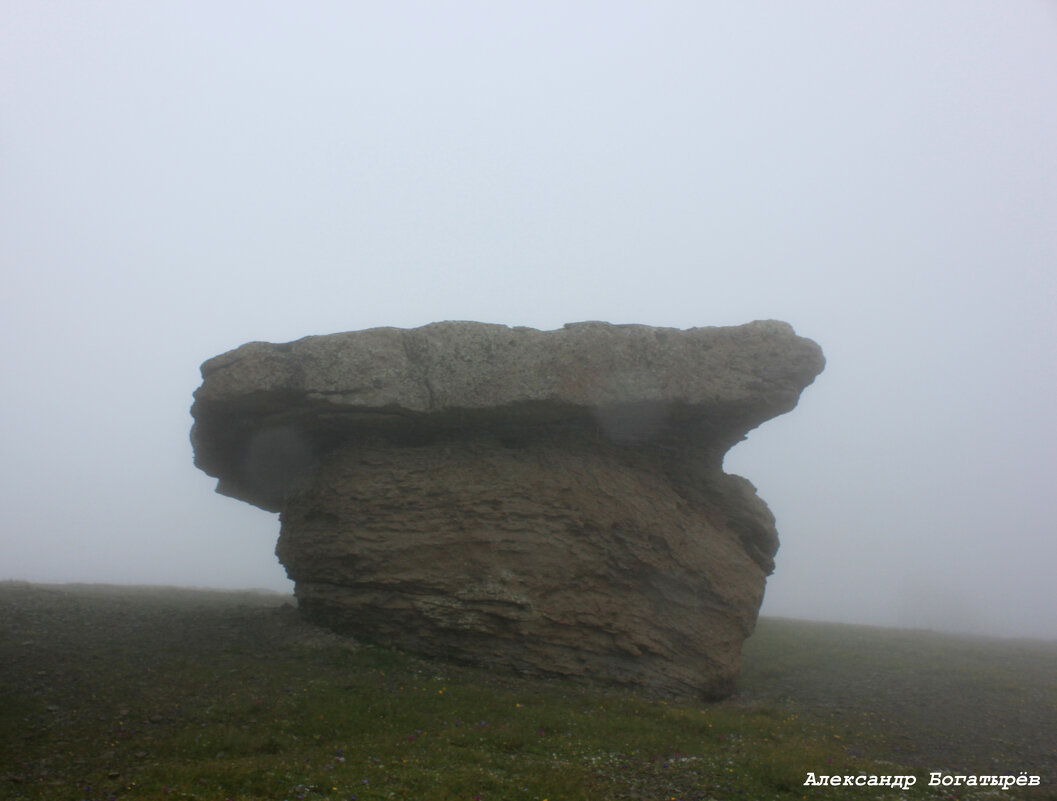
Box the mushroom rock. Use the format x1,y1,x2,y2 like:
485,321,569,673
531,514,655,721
190,320,824,697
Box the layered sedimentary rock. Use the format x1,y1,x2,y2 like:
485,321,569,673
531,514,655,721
191,320,823,697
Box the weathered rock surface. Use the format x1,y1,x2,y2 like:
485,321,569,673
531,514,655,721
191,320,824,697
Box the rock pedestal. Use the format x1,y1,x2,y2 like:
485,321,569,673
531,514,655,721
191,320,824,697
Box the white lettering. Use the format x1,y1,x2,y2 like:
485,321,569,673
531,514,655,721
823,770,1041,790
929,772,1041,788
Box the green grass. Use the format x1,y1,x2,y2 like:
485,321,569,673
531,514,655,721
1,584,1054,800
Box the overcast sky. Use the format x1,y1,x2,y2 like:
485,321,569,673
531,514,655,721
2,1,1054,639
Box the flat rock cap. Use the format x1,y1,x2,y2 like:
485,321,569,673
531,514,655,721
191,320,824,510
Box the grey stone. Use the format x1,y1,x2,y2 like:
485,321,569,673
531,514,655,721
190,320,823,697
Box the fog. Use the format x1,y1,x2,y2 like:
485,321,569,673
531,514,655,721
2,1,1054,639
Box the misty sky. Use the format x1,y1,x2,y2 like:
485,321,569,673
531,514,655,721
2,1,1054,639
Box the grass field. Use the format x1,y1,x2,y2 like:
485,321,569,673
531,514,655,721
1,582,1054,800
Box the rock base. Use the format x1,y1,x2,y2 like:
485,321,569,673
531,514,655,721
277,430,775,697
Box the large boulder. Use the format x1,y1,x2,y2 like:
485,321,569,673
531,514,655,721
191,320,824,697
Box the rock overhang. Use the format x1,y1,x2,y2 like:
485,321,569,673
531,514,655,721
191,319,824,513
